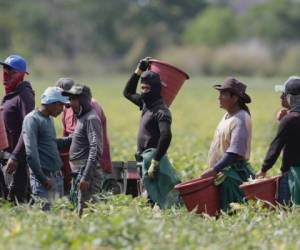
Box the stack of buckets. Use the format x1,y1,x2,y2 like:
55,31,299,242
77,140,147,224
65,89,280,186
175,177,220,216
239,176,280,206
148,59,189,107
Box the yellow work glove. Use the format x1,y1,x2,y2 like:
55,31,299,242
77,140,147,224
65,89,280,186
148,159,159,179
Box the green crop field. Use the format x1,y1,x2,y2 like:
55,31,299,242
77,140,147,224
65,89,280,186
1,75,298,250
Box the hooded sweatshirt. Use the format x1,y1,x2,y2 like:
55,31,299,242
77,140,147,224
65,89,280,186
69,91,103,181
123,71,172,161
262,95,300,173
1,81,35,161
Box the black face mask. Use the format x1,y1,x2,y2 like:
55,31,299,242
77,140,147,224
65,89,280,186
141,87,160,103
140,71,162,106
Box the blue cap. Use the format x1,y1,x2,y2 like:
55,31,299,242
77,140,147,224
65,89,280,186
0,55,29,74
41,87,70,105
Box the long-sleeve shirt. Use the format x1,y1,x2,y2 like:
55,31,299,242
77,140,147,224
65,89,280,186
22,110,71,184
262,111,300,173
207,110,252,169
61,99,112,173
69,109,103,181
213,152,241,173
123,73,172,161
1,81,35,161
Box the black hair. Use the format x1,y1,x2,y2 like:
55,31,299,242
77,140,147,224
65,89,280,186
238,99,251,115
228,91,251,115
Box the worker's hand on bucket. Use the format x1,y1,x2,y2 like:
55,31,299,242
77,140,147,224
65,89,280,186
148,159,159,179
135,57,151,75
200,168,217,179
255,170,266,179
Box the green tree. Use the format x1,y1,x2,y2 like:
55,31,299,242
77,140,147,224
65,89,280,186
0,0,207,60
183,7,237,46
241,0,300,43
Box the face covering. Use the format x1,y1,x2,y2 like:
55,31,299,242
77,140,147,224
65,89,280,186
140,71,162,106
3,70,24,94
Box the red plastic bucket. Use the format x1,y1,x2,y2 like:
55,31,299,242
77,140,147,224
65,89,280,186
149,59,189,107
59,150,72,193
175,176,220,216
239,176,280,206
0,107,8,150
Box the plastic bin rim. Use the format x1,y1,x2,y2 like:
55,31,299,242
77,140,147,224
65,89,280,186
149,59,190,80
240,176,280,188
175,176,214,190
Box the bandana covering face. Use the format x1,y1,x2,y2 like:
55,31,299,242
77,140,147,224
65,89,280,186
140,70,162,106
3,70,24,94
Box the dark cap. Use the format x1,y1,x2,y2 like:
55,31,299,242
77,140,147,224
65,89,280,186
284,76,300,95
62,84,92,99
214,77,251,103
56,78,75,91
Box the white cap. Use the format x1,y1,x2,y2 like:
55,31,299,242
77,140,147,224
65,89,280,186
41,87,70,105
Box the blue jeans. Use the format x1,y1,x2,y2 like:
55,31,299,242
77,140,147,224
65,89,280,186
277,174,291,205
30,174,64,205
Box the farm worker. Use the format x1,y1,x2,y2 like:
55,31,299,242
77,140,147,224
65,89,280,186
0,55,35,203
56,78,112,193
123,57,180,208
22,87,71,209
256,76,300,205
275,77,292,121
62,84,104,216
201,77,254,212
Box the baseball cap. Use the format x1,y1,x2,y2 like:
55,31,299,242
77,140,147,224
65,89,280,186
0,55,29,74
41,87,70,105
284,76,300,95
275,76,300,93
55,78,75,91
62,84,92,99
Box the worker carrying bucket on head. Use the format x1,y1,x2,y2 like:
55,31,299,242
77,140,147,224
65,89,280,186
123,57,180,208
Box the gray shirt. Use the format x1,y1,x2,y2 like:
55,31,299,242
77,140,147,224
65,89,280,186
207,109,252,169
22,110,71,184
69,109,103,181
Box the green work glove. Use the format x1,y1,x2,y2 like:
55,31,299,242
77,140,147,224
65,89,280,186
135,57,151,76
147,159,159,179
